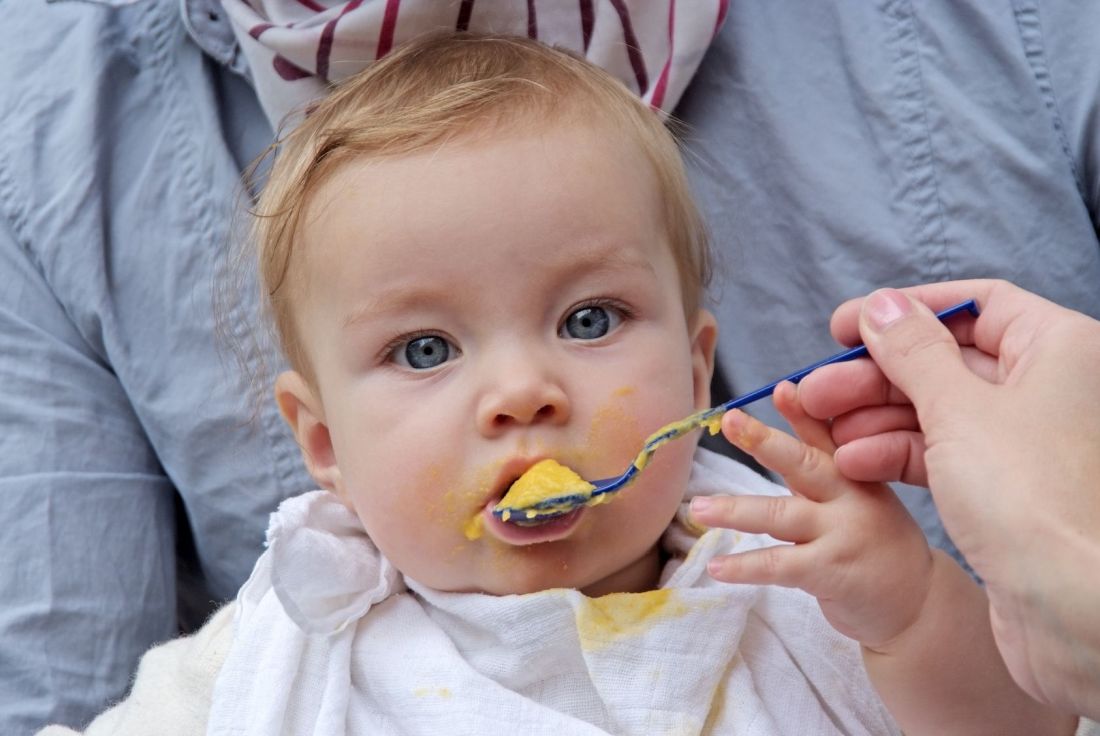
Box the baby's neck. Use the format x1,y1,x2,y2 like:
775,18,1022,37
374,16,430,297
579,543,664,597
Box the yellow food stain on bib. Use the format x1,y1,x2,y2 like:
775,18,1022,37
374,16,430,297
412,686,453,698
577,589,688,650
495,459,594,521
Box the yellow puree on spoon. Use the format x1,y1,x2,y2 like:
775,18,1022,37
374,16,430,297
498,459,596,522
469,411,724,537
464,459,595,540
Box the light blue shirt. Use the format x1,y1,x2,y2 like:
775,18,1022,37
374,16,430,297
0,0,311,730
2,0,1098,731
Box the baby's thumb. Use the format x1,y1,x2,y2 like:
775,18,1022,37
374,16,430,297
858,289,978,423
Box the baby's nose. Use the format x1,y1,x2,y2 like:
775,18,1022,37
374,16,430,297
475,364,570,436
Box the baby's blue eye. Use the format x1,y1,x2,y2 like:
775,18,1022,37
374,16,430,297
562,306,618,340
403,336,451,369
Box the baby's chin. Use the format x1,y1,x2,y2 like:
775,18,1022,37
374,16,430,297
418,546,664,598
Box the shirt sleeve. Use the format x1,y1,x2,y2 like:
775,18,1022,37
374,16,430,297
0,1,304,730
0,215,179,733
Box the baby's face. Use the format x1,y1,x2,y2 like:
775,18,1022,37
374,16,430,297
279,121,715,595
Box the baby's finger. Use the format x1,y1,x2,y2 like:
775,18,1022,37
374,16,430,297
707,542,815,590
775,381,836,453
722,409,846,502
689,494,823,543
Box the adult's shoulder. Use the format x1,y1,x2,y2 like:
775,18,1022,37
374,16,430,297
0,1,190,250
0,2,153,166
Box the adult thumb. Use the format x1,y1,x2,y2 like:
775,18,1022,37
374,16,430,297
858,288,980,423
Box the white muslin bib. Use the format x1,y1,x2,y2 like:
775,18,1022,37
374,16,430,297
208,449,899,735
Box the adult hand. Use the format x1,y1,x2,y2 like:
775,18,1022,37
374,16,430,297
797,279,1100,719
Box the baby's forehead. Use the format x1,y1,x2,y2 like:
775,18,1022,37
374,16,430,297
295,134,698,314
298,111,651,229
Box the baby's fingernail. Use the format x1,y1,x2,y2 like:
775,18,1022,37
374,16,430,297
724,410,758,449
864,289,912,330
690,497,712,514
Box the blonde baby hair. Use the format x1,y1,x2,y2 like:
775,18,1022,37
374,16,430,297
252,32,711,380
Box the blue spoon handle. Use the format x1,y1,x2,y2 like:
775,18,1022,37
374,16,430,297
717,299,980,413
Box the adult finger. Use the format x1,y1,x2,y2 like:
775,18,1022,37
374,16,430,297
832,432,929,486
797,359,908,420
799,347,1000,420
829,279,1002,347
831,279,1056,368
830,405,918,446
856,289,988,425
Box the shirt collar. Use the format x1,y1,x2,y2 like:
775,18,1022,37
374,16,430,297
181,0,250,77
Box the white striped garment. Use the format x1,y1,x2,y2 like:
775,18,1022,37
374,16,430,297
220,0,728,128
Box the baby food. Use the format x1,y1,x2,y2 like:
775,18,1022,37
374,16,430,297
495,459,595,522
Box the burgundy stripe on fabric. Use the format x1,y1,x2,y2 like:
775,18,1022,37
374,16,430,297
648,0,674,109
608,0,648,94
316,0,367,78
456,0,475,32
526,0,537,39
376,0,402,58
317,0,366,78
579,0,594,51
252,21,310,80
714,0,729,37
274,55,313,80
249,22,275,40
295,0,326,11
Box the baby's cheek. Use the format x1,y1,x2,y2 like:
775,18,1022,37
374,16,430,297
582,393,647,473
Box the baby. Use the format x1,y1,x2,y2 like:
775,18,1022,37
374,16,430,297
44,33,1077,735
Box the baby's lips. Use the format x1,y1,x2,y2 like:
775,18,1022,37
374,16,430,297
481,502,585,546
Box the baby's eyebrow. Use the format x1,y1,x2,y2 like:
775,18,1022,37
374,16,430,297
538,243,657,283
341,286,450,329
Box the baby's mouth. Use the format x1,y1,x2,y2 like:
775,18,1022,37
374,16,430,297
480,500,585,545
468,459,589,544
487,460,596,538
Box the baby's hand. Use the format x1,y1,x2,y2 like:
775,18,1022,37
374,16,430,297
690,382,934,652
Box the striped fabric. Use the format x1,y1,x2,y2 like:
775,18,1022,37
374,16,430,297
220,0,729,127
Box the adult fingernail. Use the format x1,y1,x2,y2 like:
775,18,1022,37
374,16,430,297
865,289,911,330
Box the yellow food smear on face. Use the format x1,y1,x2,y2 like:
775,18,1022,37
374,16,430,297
577,589,688,650
495,459,595,520
463,514,484,541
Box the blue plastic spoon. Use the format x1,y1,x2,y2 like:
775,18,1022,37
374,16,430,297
492,299,979,523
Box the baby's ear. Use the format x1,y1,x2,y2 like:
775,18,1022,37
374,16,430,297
689,309,718,411
274,371,343,493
